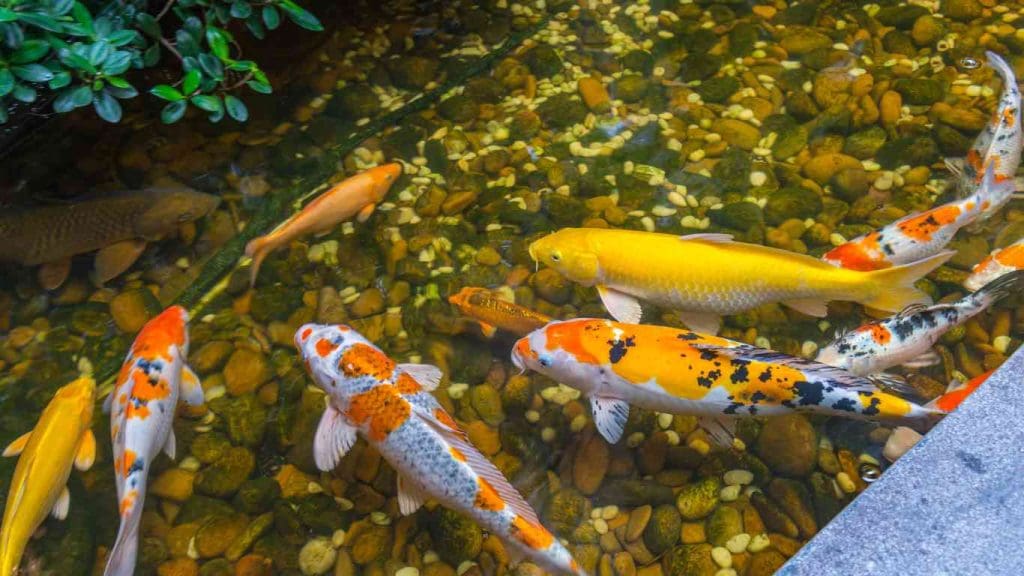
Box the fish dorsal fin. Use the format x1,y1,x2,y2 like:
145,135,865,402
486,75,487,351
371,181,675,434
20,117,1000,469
74,430,96,471
181,366,205,407
51,486,70,520
397,475,429,515
396,363,443,391
419,408,541,525
2,430,32,457
897,303,929,317
597,285,642,324
313,404,357,472
680,233,734,243
692,343,879,392
590,396,630,444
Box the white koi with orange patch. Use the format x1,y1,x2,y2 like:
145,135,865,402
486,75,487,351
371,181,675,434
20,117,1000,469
817,271,1024,376
964,236,1024,291
295,324,585,576
103,306,204,576
511,319,940,444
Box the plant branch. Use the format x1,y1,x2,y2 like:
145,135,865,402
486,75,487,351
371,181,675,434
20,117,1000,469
158,35,182,62
223,71,253,91
155,0,175,21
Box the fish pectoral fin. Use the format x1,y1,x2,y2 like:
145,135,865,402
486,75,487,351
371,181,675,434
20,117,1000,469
901,350,942,369
38,259,71,290
2,430,32,457
597,285,642,324
477,321,497,339
679,232,734,243
163,429,177,460
396,475,429,516
782,298,829,318
93,239,147,284
181,365,205,407
867,372,921,400
590,396,630,444
896,303,930,317
396,363,443,391
356,203,377,223
677,310,722,336
314,405,357,472
696,415,737,448
51,486,70,520
74,429,97,471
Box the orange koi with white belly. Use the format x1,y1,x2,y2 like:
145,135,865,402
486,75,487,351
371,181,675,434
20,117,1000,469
245,163,402,286
448,287,553,338
295,324,585,575
512,319,942,444
823,163,1014,271
103,306,204,576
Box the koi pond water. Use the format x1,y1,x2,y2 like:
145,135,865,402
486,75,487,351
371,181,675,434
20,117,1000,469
1,0,1022,574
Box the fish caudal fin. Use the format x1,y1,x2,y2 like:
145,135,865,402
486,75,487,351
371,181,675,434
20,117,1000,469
243,235,273,288
969,269,1024,308
973,158,1017,219
104,515,141,576
858,251,954,313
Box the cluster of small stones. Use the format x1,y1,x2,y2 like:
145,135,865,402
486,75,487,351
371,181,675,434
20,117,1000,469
3,0,1024,575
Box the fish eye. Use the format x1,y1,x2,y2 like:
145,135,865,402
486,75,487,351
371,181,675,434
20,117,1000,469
550,251,561,262
539,354,553,367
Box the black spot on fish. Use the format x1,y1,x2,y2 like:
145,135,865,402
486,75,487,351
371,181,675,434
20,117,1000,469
607,335,635,364
677,332,700,341
731,360,750,384
759,368,773,383
832,398,857,412
128,457,145,474
749,405,758,415
793,381,825,406
699,349,717,361
862,396,881,416
750,391,767,404
724,402,744,415
697,375,714,388
707,369,722,381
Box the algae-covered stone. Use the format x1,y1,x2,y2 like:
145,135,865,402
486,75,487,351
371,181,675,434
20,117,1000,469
296,493,348,534
547,488,588,534
430,508,484,564
882,30,915,56
595,479,675,507
912,15,946,46
764,187,823,226
750,492,799,538
711,202,763,230
389,56,439,89
711,148,752,194
469,383,505,426
756,414,818,477
194,446,255,498
531,268,572,305
226,512,274,561
151,468,195,502
191,432,231,464
875,135,940,169
350,524,393,565
326,85,380,119
831,168,871,202
696,76,740,104
713,119,760,151
510,110,542,139
438,95,479,123
809,471,845,526
676,477,721,520
110,288,157,333
780,28,831,55
943,0,983,22
803,153,862,184
350,288,385,318
536,93,587,129
643,504,682,555
196,514,248,558
843,126,887,159
621,50,654,75
771,124,808,159
747,549,788,576
678,54,722,82
524,45,563,77
893,78,945,105
876,5,929,28
211,394,267,446
934,123,971,156
767,478,818,538
663,543,717,576
191,341,234,375
176,495,237,525
613,74,651,103
224,348,271,396
234,477,282,515
705,506,743,547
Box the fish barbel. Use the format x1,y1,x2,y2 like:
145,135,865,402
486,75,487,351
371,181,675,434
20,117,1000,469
528,228,951,335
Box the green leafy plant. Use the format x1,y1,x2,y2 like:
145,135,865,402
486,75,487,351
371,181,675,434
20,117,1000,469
0,0,322,124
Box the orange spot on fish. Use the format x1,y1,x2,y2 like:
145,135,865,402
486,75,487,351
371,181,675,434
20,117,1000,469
856,324,892,345
115,449,137,477
433,408,461,433
127,306,187,361
315,338,338,358
120,489,137,516
510,515,555,550
896,205,961,242
1003,108,1016,128
933,370,993,412
345,386,410,442
339,343,395,380
823,233,889,271
994,244,1024,269
967,148,983,173
474,477,505,511
544,321,601,364
395,372,422,394
300,327,313,341
450,447,467,462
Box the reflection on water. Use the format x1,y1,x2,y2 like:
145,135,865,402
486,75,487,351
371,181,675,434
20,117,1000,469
1,0,1023,574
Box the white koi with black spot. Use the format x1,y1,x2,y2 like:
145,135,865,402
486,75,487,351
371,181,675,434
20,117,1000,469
295,324,585,576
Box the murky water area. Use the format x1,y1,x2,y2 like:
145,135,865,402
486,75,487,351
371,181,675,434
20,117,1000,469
1,0,1023,574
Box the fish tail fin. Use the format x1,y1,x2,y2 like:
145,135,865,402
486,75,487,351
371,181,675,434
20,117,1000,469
104,516,141,576
972,159,1018,218
987,50,1017,87
244,234,272,288
926,369,996,413
857,251,954,313
967,269,1024,309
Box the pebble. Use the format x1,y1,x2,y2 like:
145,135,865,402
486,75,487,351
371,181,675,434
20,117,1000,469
711,547,733,568
747,533,771,553
723,470,754,486
726,533,751,554
298,537,337,575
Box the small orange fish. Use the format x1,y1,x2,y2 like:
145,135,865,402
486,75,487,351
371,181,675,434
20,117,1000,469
448,287,552,338
244,163,401,286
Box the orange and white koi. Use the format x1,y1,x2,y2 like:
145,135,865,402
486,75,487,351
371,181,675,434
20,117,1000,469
822,163,1014,272
103,306,204,576
946,51,1022,218
511,319,941,444
244,163,402,286
0,376,96,576
448,287,553,338
295,324,584,576
964,236,1024,291
817,270,1024,376
529,228,950,335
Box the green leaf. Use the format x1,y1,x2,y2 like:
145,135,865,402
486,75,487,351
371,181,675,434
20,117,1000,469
198,53,223,79
102,51,131,75
190,93,222,113
60,49,96,73
48,70,71,89
18,12,64,32
224,94,248,121
12,64,54,83
205,26,229,59
53,87,78,112
52,0,75,16
142,43,160,66
175,29,199,56
106,75,130,88
0,106,7,124
161,100,186,123
107,30,138,47
93,89,121,122
279,1,322,31
12,83,37,103
244,16,265,40
227,60,254,71
108,85,137,99
2,22,25,48
0,8,18,23
230,1,253,18
262,5,280,29
93,17,112,39
69,84,91,107
182,68,200,95
71,2,93,30
135,13,159,38
11,40,49,63
246,79,271,94
0,69,13,96
151,84,184,101
86,42,110,66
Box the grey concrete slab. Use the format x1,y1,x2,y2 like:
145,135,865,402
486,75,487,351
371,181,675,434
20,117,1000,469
779,348,1024,576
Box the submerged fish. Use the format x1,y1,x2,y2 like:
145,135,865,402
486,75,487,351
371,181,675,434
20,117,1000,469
822,163,1014,271
964,236,1024,291
448,287,553,337
0,187,220,290
245,163,401,286
103,306,204,576
816,271,1024,376
528,228,951,335
512,319,942,444
295,324,584,575
0,376,96,576
946,51,1022,211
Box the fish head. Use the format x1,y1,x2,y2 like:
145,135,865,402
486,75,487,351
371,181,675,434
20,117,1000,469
369,163,403,202
814,342,849,370
136,305,191,358
512,320,606,395
528,229,600,284
135,188,221,238
295,323,391,392
447,287,477,311
54,375,97,424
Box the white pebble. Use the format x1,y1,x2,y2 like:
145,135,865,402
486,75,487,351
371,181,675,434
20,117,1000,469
723,469,754,486
626,432,645,448
395,568,420,576
332,529,346,547
641,216,655,232
802,340,819,358
298,537,337,575
602,505,619,520
715,570,737,576
688,149,706,162
370,511,391,525
665,430,681,445
593,518,609,534
570,414,587,432
658,412,674,429
994,335,1011,353
541,427,556,442
726,533,751,554
749,171,767,187
747,533,771,553
711,547,733,568
837,471,857,493
720,484,741,502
